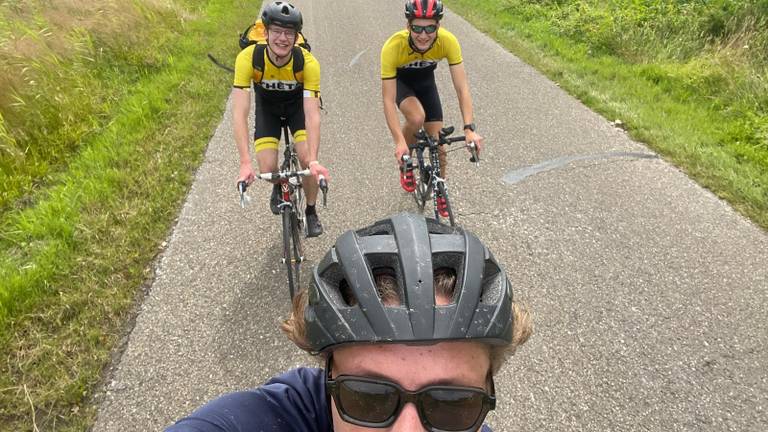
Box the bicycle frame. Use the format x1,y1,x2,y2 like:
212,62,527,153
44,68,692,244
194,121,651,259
277,124,305,224
406,126,476,226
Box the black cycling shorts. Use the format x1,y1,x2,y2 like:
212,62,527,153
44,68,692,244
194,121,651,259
396,73,443,123
253,91,306,152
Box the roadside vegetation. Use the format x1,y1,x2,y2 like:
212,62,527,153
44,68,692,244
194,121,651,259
446,0,767,229
0,0,243,430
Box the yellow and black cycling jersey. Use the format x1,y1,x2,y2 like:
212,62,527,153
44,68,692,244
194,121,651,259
233,44,320,100
380,28,462,81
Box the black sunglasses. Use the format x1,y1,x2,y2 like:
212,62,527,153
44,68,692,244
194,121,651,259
325,356,495,431
410,24,438,34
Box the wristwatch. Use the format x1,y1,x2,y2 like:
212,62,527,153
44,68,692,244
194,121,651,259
463,123,476,132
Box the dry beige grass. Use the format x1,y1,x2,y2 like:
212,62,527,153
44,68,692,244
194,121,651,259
0,0,190,110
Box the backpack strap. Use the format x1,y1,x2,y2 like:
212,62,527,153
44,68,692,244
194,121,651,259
291,46,304,83
251,44,267,84
251,45,305,85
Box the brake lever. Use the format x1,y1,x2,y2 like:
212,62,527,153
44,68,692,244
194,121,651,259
318,176,328,208
237,181,251,208
468,142,480,166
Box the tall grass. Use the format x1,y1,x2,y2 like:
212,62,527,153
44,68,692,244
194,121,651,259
0,0,190,213
0,0,245,430
447,0,767,228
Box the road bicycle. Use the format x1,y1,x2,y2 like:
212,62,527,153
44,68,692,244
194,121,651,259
401,126,479,226
238,121,327,300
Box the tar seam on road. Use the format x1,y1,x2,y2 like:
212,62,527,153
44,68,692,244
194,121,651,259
503,151,658,185
349,49,368,67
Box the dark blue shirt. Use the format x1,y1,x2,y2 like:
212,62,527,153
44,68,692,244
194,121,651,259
166,367,492,432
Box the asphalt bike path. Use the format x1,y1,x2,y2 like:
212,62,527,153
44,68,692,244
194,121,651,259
94,1,768,430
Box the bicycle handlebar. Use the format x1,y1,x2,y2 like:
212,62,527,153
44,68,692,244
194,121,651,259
257,169,311,181
238,170,329,208
409,126,480,166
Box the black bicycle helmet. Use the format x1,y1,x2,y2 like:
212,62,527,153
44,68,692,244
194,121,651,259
305,213,513,353
261,1,303,32
405,0,444,20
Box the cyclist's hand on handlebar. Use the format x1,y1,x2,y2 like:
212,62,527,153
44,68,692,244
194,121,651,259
464,130,484,155
308,160,330,182
237,163,256,185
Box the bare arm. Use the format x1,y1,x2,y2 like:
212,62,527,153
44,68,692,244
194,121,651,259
232,88,255,182
303,96,329,180
449,63,473,126
382,78,408,160
449,63,483,153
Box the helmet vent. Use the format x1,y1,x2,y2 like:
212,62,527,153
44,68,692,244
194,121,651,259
281,5,290,15
319,263,354,307
432,253,463,303
338,279,355,307
365,253,404,305
479,260,503,304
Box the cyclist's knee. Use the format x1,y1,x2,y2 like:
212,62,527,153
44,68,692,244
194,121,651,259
405,112,425,129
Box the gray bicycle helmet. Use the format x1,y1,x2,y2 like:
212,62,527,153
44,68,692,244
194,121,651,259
261,1,303,32
305,213,513,353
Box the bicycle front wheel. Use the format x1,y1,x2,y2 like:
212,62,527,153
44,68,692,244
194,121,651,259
436,182,455,226
281,209,303,299
413,167,430,211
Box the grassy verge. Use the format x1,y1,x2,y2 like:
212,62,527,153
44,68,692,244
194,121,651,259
0,1,245,430
445,0,767,229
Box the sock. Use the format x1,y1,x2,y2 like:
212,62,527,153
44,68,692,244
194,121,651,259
305,204,316,216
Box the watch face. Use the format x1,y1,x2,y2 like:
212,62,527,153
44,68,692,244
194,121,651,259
464,123,475,132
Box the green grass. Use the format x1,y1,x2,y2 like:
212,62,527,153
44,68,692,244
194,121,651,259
445,0,768,229
0,1,245,430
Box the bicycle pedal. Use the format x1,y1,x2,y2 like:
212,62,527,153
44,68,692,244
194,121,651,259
400,170,416,192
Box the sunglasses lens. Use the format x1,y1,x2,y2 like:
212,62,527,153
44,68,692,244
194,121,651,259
411,24,437,34
422,389,485,431
338,379,399,424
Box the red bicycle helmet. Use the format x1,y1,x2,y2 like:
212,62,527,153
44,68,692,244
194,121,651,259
405,0,444,20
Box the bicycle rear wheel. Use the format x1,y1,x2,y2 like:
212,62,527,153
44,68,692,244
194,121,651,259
436,181,455,226
281,209,302,299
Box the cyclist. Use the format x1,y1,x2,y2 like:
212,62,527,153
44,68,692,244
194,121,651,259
166,213,532,431
381,0,484,216
233,1,329,237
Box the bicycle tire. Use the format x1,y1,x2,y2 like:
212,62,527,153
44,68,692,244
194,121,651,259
436,181,455,226
413,166,430,210
282,209,299,299
289,154,306,229
290,209,303,298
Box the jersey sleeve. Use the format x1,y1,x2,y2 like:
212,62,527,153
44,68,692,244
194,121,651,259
233,45,256,88
380,33,401,80
302,50,321,97
441,30,463,65
164,368,331,432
